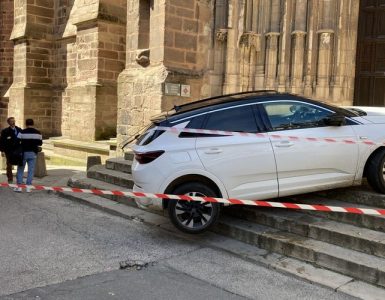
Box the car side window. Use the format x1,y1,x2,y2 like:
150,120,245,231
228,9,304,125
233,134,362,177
204,105,259,133
262,102,333,131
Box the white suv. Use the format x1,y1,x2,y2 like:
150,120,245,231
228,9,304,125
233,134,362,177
131,91,385,233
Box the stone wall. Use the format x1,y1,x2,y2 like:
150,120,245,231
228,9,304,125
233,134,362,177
0,0,14,128
8,0,55,137
2,0,363,148
7,0,126,140
118,0,214,150
60,0,126,141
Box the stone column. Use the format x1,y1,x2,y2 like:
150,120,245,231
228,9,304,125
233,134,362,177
210,0,229,96
315,0,336,99
223,0,242,94
265,32,280,89
291,31,307,93
316,30,334,99
304,0,319,97
290,0,307,93
212,29,228,95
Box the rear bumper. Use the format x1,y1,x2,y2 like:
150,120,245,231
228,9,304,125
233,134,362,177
133,184,163,211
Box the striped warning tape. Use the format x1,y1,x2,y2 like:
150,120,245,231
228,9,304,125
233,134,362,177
152,126,380,146
1,183,385,216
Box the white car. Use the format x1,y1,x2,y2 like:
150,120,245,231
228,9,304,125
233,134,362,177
131,91,385,233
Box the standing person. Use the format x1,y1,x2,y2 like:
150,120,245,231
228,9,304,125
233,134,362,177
0,117,22,183
15,119,42,193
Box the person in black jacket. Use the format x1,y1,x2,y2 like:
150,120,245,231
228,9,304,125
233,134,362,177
14,119,43,193
0,117,22,183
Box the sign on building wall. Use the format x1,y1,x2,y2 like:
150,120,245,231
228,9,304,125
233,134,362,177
164,83,181,96
164,83,191,98
180,85,191,97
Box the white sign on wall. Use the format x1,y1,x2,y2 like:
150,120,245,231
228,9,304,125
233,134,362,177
180,84,191,98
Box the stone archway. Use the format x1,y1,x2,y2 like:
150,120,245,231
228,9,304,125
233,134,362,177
354,0,385,106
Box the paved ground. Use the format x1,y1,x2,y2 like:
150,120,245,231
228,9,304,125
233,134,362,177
0,170,356,299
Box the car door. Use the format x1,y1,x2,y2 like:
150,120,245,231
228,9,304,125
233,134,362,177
195,104,278,200
260,100,360,197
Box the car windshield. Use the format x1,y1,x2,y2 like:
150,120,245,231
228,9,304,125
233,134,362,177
316,101,360,117
342,107,368,116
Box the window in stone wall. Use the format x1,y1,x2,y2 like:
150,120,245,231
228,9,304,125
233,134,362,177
138,0,151,49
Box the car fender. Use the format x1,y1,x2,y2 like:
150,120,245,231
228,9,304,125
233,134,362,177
355,145,378,181
159,168,229,199
351,125,385,181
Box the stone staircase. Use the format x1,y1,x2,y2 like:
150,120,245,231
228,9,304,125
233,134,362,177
69,154,385,289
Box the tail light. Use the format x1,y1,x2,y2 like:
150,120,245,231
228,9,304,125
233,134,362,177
134,150,165,164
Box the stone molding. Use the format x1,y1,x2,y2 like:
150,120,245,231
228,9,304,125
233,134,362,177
291,30,307,37
216,29,228,43
239,31,261,51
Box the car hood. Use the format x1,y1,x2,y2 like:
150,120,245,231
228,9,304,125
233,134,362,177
345,106,385,124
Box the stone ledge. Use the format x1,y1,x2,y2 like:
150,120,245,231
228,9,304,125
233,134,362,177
51,139,110,154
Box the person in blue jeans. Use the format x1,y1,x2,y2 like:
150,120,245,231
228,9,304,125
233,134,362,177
15,119,43,193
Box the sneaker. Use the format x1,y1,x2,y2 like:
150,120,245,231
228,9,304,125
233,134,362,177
26,187,32,193
13,187,22,193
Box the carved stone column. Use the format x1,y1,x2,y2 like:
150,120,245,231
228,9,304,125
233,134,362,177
291,31,307,93
265,32,280,89
239,31,261,91
223,0,241,94
316,30,334,99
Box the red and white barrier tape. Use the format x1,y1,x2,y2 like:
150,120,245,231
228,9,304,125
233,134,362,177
2,182,385,216
153,126,380,146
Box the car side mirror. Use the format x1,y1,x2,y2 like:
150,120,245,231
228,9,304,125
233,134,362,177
323,114,346,126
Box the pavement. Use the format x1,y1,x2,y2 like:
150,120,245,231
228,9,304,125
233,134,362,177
0,164,377,299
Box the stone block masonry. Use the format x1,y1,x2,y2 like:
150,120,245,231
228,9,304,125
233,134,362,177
0,0,14,128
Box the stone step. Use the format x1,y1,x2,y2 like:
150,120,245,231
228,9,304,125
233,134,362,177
50,138,111,160
43,150,87,167
225,206,385,258
214,216,385,288
292,195,385,232
124,151,134,161
87,164,134,189
68,172,137,207
105,158,132,174
315,184,385,209
42,140,55,151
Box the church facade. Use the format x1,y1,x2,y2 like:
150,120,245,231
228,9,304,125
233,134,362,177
0,1,384,148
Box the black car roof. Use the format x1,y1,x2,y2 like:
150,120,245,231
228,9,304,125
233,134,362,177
152,90,357,124
173,90,279,113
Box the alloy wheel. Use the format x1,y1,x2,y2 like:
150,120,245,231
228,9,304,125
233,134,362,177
174,192,214,229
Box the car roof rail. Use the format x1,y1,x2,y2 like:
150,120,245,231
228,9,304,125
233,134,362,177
174,90,280,112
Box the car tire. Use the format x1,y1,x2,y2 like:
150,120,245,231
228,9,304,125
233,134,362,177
168,182,221,234
366,149,385,194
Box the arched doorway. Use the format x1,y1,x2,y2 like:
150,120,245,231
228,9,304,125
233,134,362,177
354,0,385,106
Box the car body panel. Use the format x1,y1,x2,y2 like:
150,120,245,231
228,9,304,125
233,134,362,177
196,135,278,200
268,126,360,197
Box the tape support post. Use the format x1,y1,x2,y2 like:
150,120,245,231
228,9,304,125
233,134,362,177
1,183,385,216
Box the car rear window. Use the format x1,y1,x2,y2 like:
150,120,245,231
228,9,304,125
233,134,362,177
204,105,259,133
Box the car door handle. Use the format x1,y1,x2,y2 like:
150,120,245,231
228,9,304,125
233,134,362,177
274,141,294,148
204,148,223,154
